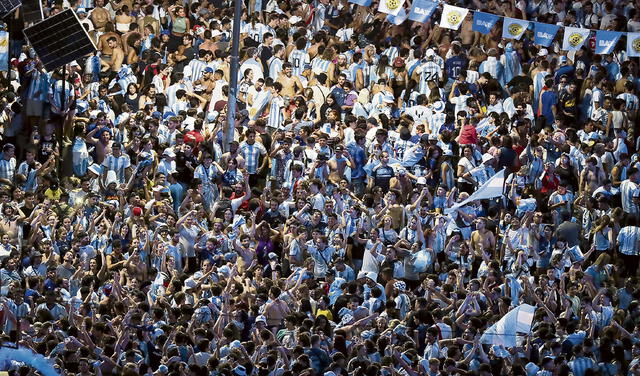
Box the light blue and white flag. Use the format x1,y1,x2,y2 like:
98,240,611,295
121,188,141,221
348,0,372,6
480,304,536,347
387,7,408,25
502,17,529,40
562,26,590,51
533,22,560,47
472,12,500,34
445,168,506,214
407,0,438,23
0,30,8,72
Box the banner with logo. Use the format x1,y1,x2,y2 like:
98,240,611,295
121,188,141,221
562,27,590,51
0,30,7,72
439,4,468,30
348,0,373,5
628,33,640,57
387,7,408,25
594,30,622,55
502,17,529,40
532,22,560,47
378,0,405,16
472,12,500,35
407,0,438,23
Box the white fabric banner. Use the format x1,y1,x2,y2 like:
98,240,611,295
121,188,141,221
378,0,406,16
444,168,506,214
480,304,536,347
439,4,468,30
562,27,590,51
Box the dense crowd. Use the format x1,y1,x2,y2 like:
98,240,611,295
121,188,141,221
1,0,640,375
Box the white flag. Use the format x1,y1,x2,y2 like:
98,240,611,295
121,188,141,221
439,4,468,30
444,168,506,214
562,27,590,51
378,0,406,16
480,304,536,347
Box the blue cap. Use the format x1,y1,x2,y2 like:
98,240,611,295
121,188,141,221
162,111,176,120
160,30,171,35
204,67,214,73
151,111,162,119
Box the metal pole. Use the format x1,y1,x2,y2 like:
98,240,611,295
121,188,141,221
224,0,242,153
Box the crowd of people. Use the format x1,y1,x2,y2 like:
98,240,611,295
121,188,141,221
0,0,640,374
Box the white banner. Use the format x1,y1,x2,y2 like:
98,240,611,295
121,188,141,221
439,4,468,30
444,168,505,214
480,304,536,347
378,0,406,16
562,27,590,51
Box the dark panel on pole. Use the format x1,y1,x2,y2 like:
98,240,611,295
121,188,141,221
0,0,21,19
21,0,43,23
23,9,96,72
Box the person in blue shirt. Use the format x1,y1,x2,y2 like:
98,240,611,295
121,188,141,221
554,56,576,85
540,78,559,126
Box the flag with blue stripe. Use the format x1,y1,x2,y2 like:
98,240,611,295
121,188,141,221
407,0,438,23
348,0,372,5
595,30,622,55
0,31,8,72
472,12,500,34
534,22,560,47
387,7,408,25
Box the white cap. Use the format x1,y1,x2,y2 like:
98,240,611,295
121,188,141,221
538,48,548,57
425,48,436,58
211,29,223,38
482,153,494,163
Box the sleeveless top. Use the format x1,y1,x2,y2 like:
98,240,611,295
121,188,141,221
172,17,187,33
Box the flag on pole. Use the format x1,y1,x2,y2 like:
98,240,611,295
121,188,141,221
348,0,372,6
444,169,506,214
628,33,640,57
595,30,622,55
472,12,500,34
387,7,408,25
0,30,8,72
378,0,406,16
480,304,536,347
439,4,468,30
502,17,529,40
534,22,560,47
407,0,438,23
562,27,590,51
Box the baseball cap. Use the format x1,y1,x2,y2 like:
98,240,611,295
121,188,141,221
204,67,214,73
425,48,436,58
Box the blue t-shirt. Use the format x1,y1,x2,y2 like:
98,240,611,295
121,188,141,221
541,90,558,124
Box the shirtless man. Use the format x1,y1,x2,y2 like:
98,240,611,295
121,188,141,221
104,37,124,72
276,62,303,99
90,0,111,31
327,54,349,86
459,13,478,48
328,145,354,181
86,127,113,165
580,157,605,195
264,286,291,333
470,217,496,261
